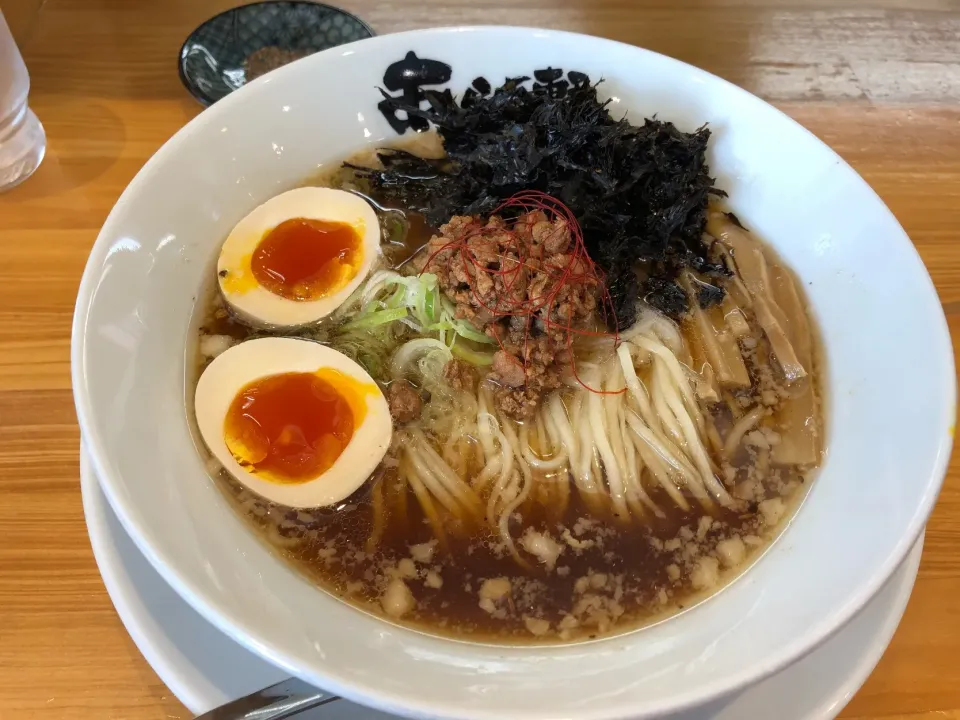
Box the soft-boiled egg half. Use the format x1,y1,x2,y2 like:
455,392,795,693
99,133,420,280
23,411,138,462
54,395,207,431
195,337,392,508
217,187,380,328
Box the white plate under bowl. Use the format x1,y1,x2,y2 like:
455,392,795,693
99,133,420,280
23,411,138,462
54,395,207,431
72,25,954,720
81,443,923,719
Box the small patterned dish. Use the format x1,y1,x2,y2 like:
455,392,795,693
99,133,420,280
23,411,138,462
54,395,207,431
178,1,374,106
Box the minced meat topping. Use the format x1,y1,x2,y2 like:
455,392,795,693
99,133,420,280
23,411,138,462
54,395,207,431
415,210,599,419
387,379,422,423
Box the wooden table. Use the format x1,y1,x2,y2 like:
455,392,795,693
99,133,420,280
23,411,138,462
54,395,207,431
1,0,958,718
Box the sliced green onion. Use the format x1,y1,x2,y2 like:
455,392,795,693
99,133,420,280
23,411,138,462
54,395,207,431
360,270,403,306
341,307,408,330
422,321,455,335
386,286,407,309
452,343,495,366
452,320,495,344
390,338,453,379
343,269,496,354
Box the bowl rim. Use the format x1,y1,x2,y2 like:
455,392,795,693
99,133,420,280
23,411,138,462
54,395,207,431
73,25,957,720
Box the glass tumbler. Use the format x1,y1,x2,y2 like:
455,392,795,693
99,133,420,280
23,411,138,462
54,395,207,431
0,9,45,191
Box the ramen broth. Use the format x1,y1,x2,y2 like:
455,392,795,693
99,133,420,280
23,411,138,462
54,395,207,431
191,140,824,644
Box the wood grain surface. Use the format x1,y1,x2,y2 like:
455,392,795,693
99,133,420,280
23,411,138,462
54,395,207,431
0,0,958,718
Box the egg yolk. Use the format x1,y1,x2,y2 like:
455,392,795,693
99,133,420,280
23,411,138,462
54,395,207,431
223,370,369,484
251,218,362,301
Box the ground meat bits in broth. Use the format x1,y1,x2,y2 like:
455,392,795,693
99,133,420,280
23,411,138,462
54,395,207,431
442,358,479,392
386,380,422,424
215,446,811,642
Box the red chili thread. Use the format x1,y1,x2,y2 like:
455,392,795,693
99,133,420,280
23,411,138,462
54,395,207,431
420,191,625,395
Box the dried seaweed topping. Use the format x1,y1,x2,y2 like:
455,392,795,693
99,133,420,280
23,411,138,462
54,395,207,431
689,274,727,309
355,66,727,327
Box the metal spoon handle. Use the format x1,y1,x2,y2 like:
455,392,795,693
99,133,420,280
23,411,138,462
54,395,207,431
195,677,340,719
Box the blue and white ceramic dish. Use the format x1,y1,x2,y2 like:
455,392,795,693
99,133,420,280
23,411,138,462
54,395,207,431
178,1,374,105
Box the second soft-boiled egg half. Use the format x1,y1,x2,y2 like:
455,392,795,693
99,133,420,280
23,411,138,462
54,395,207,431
218,187,380,328
195,337,392,508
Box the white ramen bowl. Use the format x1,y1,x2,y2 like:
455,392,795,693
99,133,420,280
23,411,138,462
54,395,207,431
72,26,955,720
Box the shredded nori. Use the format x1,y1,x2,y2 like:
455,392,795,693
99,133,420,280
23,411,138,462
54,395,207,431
690,274,727,309
349,70,728,328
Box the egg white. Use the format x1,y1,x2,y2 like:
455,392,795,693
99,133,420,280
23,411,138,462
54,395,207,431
217,187,380,328
195,337,392,508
